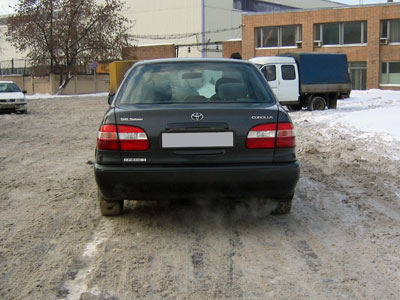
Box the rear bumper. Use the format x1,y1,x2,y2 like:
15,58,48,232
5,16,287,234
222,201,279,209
94,162,300,201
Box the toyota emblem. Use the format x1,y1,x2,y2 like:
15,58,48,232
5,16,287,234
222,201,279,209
191,112,204,121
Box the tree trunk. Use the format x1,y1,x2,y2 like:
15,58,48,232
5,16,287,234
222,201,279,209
58,67,63,87
56,66,73,95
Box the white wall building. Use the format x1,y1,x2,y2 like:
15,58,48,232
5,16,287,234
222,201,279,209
0,0,345,63
122,0,345,58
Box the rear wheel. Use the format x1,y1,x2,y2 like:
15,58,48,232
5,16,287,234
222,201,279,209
271,194,293,215
98,190,124,216
308,96,326,111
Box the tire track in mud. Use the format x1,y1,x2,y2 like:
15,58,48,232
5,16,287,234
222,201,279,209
60,221,114,300
230,211,352,299
272,209,372,299
292,158,400,299
226,230,243,298
84,200,250,300
176,203,246,299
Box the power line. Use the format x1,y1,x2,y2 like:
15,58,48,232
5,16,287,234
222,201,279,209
129,24,244,40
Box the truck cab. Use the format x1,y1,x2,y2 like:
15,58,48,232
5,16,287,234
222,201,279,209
250,56,299,105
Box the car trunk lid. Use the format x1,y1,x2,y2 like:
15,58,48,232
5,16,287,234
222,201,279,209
113,103,279,165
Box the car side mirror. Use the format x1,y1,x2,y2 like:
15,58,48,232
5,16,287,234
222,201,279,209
108,93,115,105
22,90,27,94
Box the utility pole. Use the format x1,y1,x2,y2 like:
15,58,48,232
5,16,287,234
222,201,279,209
92,62,98,93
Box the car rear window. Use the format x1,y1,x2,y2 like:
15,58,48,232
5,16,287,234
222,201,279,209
116,62,275,105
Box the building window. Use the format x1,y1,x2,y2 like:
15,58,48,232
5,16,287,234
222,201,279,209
381,19,400,43
256,25,302,48
349,62,366,90
233,0,295,12
381,62,400,85
314,22,367,46
324,23,340,45
344,22,366,44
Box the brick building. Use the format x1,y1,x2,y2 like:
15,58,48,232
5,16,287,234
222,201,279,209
226,3,400,90
122,44,177,61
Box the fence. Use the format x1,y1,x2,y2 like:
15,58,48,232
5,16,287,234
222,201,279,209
0,74,109,95
0,59,31,76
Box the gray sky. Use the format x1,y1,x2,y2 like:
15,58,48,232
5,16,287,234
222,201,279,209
1,0,400,14
0,0,18,15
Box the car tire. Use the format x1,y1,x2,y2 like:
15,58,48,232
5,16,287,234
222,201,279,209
308,96,326,111
271,194,293,215
98,191,124,216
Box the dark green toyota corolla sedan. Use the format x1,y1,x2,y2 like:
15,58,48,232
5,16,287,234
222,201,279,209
94,58,299,216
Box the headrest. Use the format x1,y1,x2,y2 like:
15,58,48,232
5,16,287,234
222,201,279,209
142,83,172,102
214,77,241,93
217,83,247,100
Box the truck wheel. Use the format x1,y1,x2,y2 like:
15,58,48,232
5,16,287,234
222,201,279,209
272,194,293,215
287,105,302,111
98,190,124,216
308,96,326,111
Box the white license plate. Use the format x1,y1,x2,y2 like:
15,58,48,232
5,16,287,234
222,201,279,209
162,132,234,148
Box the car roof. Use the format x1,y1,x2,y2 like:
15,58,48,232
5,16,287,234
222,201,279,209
136,58,252,66
249,56,296,65
0,81,16,84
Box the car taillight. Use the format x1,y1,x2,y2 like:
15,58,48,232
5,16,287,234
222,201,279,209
97,125,149,151
276,123,296,148
246,123,276,149
118,125,149,151
98,125,119,150
246,122,295,149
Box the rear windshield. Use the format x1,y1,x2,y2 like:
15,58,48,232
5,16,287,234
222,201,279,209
0,83,21,93
116,62,275,105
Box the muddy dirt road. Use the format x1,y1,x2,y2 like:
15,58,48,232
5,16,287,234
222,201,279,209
0,96,399,300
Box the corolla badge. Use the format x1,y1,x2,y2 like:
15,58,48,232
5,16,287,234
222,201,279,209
191,112,204,121
251,116,273,120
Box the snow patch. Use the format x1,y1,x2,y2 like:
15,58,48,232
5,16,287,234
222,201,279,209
290,89,400,161
27,92,108,99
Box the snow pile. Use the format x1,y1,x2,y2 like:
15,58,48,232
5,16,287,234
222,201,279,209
292,89,400,140
290,89,400,162
335,90,400,139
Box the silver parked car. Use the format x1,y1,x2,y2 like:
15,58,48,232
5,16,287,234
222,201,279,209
0,81,28,114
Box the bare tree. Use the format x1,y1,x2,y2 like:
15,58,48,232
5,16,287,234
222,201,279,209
6,0,132,89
